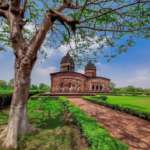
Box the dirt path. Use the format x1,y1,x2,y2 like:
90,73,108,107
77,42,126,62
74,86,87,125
68,98,150,150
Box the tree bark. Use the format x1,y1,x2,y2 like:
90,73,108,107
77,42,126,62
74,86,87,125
0,56,34,149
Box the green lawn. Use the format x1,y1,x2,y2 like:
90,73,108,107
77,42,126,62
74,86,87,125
84,95,150,119
104,96,150,113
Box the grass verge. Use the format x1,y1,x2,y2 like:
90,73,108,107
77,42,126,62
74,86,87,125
83,96,150,120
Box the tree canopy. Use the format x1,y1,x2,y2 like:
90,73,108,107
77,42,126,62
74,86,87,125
0,0,150,63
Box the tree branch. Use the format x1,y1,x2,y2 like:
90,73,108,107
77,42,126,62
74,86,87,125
0,8,6,17
10,0,20,8
20,0,28,17
57,0,81,12
78,26,150,32
28,9,79,60
0,2,9,18
10,0,21,15
80,0,150,23
78,0,89,20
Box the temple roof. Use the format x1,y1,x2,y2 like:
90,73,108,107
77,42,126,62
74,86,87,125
60,52,74,65
50,71,110,81
85,61,96,70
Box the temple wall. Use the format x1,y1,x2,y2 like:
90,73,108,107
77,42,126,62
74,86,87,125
51,73,87,93
86,78,110,93
51,72,110,95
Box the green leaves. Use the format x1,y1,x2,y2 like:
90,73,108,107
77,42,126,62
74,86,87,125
0,0,150,62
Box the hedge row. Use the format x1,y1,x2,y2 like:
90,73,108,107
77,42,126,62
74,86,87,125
0,90,45,109
83,96,150,121
98,92,150,96
60,97,128,150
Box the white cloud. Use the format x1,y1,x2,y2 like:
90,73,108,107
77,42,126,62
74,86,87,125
24,23,36,32
41,34,107,62
110,67,150,88
78,68,84,74
34,66,58,76
126,69,150,88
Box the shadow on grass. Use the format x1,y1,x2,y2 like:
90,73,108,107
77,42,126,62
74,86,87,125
36,115,64,129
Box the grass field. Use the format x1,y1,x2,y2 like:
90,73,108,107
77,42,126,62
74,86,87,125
0,96,128,150
84,95,150,119
0,97,88,150
103,95,150,113
0,89,13,95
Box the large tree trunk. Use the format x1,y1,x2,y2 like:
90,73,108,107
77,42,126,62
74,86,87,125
0,57,34,149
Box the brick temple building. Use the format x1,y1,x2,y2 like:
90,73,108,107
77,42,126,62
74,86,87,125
50,52,110,96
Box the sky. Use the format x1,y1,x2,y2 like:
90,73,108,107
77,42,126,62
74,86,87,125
0,38,150,88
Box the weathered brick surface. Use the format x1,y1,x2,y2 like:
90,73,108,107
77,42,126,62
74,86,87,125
50,72,110,95
50,53,110,95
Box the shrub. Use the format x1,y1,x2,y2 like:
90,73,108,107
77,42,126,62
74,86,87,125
99,95,108,101
0,90,44,109
0,93,12,109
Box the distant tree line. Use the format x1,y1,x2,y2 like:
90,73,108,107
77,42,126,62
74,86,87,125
0,79,14,90
0,80,49,91
110,83,150,96
30,83,50,91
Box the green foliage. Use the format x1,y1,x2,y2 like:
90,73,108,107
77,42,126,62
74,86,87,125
0,92,12,109
30,84,39,90
0,1,150,63
99,95,108,101
30,83,49,91
0,96,87,150
0,110,8,125
59,96,128,150
19,126,87,150
111,86,150,96
0,96,129,149
27,97,64,128
0,79,13,91
0,80,7,89
38,83,49,91
83,96,150,121
0,90,45,108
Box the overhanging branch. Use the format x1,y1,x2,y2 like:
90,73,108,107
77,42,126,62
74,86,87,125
77,26,150,33
57,0,82,12
80,0,150,23
20,0,28,17
29,9,79,59
0,9,6,17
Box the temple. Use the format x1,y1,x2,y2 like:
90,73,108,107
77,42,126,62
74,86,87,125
50,52,110,96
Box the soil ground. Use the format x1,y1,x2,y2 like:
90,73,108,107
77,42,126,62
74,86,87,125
68,97,150,150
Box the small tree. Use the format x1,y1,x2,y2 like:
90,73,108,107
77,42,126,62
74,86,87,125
0,0,149,149
39,83,49,91
0,80,7,89
8,79,14,88
109,82,116,90
30,84,38,90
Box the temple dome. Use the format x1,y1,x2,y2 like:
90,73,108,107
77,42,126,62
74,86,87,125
60,52,74,65
60,52,75,72
85,61,96,70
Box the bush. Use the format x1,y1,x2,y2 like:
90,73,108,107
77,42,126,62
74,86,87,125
99,95,108,101
0,90,45,109
0,93,12,109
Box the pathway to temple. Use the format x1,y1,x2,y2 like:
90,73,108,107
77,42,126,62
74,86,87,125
68,98,150,150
